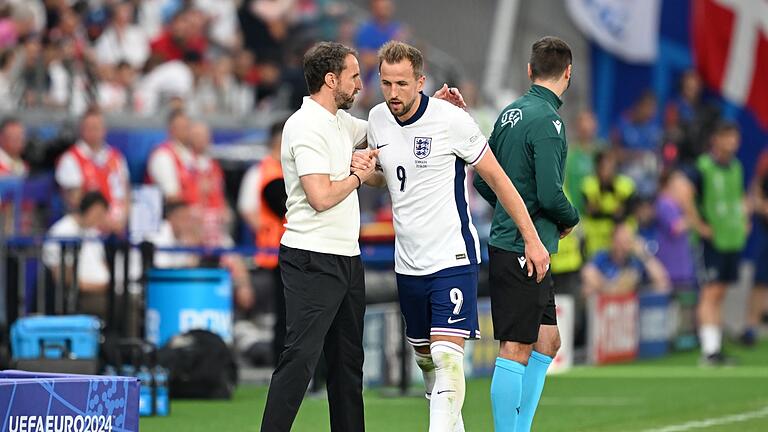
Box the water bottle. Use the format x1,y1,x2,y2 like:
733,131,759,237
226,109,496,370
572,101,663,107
120,364,136,378
153,365,170,416
137,366,154,416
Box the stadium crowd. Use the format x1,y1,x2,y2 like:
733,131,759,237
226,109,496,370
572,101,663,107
0,0,766,366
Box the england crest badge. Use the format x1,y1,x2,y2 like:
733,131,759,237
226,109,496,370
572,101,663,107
414,137,432,159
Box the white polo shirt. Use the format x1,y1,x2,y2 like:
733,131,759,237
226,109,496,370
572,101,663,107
280,96,367,256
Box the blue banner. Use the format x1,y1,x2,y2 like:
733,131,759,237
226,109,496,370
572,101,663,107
0,370,139,432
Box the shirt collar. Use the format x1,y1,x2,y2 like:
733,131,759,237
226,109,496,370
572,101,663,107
529,85,563,110
302,96,338,123
76,140,110,161
393,92,429,127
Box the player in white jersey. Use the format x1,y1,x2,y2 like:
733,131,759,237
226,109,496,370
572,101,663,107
353,41,550,432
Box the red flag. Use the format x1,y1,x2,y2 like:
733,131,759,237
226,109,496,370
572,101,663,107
693,0,768,129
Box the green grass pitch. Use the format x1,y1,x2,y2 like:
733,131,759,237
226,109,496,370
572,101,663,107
142,341,768,431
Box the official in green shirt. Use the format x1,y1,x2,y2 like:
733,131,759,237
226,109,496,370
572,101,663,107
473,36,579,432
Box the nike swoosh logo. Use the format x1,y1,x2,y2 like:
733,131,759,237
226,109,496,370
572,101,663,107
376,143,390,149
437,390,456,395
447,317,466,324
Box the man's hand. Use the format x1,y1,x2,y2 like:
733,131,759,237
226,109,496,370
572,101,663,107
524,238,550,283
352,149,379,183
432,83,467,110
351,150,376,172
559,225,574,239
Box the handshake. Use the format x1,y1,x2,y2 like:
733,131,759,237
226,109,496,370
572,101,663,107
350,149,380,185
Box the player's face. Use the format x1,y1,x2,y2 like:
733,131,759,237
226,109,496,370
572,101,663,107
380,60,425,119
333,54,362,110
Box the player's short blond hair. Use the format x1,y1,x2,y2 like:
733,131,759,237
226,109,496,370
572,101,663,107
378,40,424,78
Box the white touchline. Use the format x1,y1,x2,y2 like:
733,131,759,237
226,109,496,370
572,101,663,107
642,405,768,432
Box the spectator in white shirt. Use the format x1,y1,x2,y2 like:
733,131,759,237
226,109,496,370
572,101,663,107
43,191,111,318
94,2,149,69
189,55,253,116
193,0,240,51
136,52,204,115
149,200,201,269
98,61,138,113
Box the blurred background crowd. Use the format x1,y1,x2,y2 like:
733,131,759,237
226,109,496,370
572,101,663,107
0,0,766,367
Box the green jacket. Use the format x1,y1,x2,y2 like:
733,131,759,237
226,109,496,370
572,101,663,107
474,85,580,254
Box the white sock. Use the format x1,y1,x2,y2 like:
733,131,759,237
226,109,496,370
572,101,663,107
699,324,722,356
416,351,465,432
452,413,465,432
415,351,436,399
429,341,465,432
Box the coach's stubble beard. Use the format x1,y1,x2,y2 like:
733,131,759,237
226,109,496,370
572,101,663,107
335,87,357,110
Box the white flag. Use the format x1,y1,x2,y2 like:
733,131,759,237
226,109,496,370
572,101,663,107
566,0,661,63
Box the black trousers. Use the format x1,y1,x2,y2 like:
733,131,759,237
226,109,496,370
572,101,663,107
271,266,286,368
260,245,365,432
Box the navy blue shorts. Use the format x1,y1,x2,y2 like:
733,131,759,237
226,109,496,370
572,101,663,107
702,241,741,284
396,265,480,347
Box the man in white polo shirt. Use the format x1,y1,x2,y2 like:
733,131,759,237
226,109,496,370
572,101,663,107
260,41,376,432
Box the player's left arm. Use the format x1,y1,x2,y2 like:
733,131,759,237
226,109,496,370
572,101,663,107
451,108,549,281
474,151,549,281
472,131,499,208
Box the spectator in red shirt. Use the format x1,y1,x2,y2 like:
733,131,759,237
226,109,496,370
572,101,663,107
146,109,197,204
188,121,229,246
189,121,255,313
149,9,207,63
55,107,131,234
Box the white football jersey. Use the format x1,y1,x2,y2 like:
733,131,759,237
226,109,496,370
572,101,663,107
367,95,489,276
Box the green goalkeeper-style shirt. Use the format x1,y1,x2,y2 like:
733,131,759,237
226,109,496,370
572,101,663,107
473,85,580,254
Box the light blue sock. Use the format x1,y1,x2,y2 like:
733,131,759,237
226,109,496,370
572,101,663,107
490,357,526,432
515,351,553,432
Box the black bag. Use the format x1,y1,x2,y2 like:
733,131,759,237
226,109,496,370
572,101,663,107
157,330,238,399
